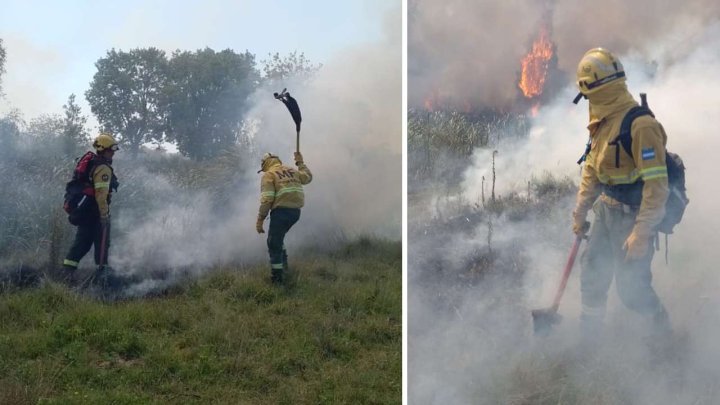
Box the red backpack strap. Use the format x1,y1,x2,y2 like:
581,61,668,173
74,152,96,177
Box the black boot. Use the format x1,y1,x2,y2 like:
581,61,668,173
652,308,673,338
283,249,291,280
271,268,284,285
55,265,77,286
646,308,674,357
94,265,123,290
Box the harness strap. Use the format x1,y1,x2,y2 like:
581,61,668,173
609,106,655,168
607,138,621,168
577,138,592,165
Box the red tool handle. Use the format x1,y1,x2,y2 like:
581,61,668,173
551,235,583,310
99,222,109,267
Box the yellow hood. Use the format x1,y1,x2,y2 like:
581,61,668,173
586,80,637,123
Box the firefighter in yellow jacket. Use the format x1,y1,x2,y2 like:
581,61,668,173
572,48,672,341
256,151,313,284
61,133,119,286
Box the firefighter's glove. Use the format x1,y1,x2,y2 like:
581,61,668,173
256,218,265,234
623,231,650,261
294,151,304,165
572,220,590,236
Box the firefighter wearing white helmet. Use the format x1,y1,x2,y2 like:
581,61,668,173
60,133,120,287
571,48,672,344
256,151,312,284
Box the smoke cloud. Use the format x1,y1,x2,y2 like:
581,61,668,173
110,6,401,290
410,9,720,404
0,34,67,117
245,5,402,240
409,0,720,109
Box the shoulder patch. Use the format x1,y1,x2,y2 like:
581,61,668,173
641,147,656,160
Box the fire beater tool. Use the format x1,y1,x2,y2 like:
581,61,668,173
273,88,302,153
531,234,584,335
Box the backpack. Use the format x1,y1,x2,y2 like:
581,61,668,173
63,151,99,225
578,93,689,234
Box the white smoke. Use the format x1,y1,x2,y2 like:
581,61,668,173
244,6,402,240
410,16,720,404
409,0,720,109
108,6,401,290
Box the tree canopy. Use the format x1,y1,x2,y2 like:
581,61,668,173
164,48,259,160
86,47,268,160
261,51,321,88
86,48,169,158
62,94,89,155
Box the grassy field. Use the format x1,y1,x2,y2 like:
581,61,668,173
0,238,401,404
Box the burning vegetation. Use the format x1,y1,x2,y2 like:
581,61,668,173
518,25,555,100
416,16,563,117
409,24,561,186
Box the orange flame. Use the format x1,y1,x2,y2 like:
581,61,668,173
530,102,540,117
424,97,435,112
518,27,553,98
424,89,440,111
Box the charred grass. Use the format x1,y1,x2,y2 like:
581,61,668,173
0,238,401,404
408,173,719,404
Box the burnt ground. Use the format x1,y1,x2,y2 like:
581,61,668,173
0,264,192,301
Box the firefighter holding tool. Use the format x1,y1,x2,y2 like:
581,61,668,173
571,48,672,343
256,151,312,284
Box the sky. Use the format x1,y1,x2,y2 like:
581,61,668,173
0,0,394,125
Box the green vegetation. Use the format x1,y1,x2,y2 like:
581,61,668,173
407,109,530,184
0,143,250,263
85,48,319,160
0,238,401,404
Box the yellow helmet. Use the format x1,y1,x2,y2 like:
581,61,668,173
576,48,626,95
258,152,280,173
93,133,119,152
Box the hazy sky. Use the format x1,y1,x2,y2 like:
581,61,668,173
0,0,394,125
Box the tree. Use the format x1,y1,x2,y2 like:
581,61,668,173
24,114,65,161
0,38,6,94
165,48,259,160
61,94,89,155
261,51,321,87
26,114,64,140
86,48,168,158
0,110,22,159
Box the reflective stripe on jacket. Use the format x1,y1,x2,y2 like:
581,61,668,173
257,161,313,221
92,163,113,219
575,101,669,240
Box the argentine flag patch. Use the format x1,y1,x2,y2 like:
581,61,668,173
641,147,656,160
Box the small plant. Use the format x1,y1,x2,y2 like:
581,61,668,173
491,150,498,203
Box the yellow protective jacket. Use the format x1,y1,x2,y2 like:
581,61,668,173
257,157,313,221
573,82,669,240
92,162,114,220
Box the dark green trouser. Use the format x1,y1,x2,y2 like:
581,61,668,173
63,219,110,269
267,208,300,272
580,199,669,333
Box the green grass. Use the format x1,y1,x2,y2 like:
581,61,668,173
0,239,401,404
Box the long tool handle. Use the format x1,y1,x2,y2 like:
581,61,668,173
296,130,300,153
551,235,583,310
98,221,109,266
